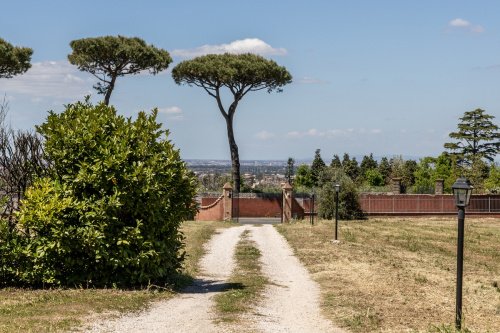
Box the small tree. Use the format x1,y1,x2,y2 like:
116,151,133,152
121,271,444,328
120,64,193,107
294,164,314,189
444,108,499,166
413,153,459,194
364,169,385,187
68,36,172,105
317,167,364,220
330,154,342,168
360,153,378,176
311,149,326,186
285,157,295,184
413,157,437,194
172,53,292,191
484,163,500,193
378,157,391,185
342,153,360,182
0,38,32,78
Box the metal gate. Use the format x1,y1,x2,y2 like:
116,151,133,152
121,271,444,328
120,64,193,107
231,191,284,223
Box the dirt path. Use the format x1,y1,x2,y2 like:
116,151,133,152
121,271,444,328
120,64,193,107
83,225,249,333
82,224,344,333
249,225,344,333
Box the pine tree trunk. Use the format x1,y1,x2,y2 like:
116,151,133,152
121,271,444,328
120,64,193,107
225,116,241,192
104,75,117,106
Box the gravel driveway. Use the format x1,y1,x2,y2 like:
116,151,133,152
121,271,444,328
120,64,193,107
83,224,344,333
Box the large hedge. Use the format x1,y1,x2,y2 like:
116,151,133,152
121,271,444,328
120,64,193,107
4,100,197,287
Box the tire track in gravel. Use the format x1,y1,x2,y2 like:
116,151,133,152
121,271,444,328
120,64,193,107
83,225,249,333
248,224,345,333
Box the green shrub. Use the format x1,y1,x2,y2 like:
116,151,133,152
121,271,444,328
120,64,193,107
11,100,197,287
484,163,500,193
317,167,365,220
364,169,384,187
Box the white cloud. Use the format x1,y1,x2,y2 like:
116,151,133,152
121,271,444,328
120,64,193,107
286,128,382,139
159,106,182,114
286,131,302,139
255,130,275,140
158,106,183,120
449,18,470,27
297,77,329,84
0,60,92,100
172,38,287,58
448,18,484,33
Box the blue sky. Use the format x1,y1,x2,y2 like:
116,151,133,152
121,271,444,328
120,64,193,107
1,0,499,161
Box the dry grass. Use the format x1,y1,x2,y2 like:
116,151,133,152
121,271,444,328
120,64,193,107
0,220,231,333
276,217,500,333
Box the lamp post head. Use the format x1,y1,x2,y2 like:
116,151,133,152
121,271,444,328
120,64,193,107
335,183,341,193
451,177,473,208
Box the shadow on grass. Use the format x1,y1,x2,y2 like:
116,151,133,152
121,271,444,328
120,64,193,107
183,279,245,295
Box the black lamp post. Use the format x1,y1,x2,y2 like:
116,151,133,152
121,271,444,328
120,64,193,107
451,177,473,331
310,191,315,226
334,183,341,241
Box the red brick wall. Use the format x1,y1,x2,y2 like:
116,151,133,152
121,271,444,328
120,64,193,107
360,194,500,215
195,197,224,221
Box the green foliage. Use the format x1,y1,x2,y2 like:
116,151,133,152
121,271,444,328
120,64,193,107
330,154,342,168
410,153,461,194
364,169,385,187
360,153,378,175
285,157,295,184
342,153,360,183
317,167,364,220
412,157,436,194
172,53,292,192
9,100,196,287
68,36,172,104
294,165,314,189
378,157,391,185
389,156,417,193
311,149,326,186
0,38,33,78
484,163,500,193
464,158,490,192
444,109,500,191
172,53,292,94
444,108,499,165
434,152,458,191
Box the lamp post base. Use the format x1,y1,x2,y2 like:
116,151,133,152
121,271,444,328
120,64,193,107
330,240,341,244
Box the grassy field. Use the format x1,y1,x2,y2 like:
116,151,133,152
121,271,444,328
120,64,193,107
276,217,500,333
0,220,230,333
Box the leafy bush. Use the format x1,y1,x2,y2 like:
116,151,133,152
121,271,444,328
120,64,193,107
484,163,500,193
317,167,365,220
364,169,384,187
10,100,196,287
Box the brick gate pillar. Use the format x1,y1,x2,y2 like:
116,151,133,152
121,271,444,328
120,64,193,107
391,178,402,194
223,182,233,221
282,182,293,223
435,179,444,195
